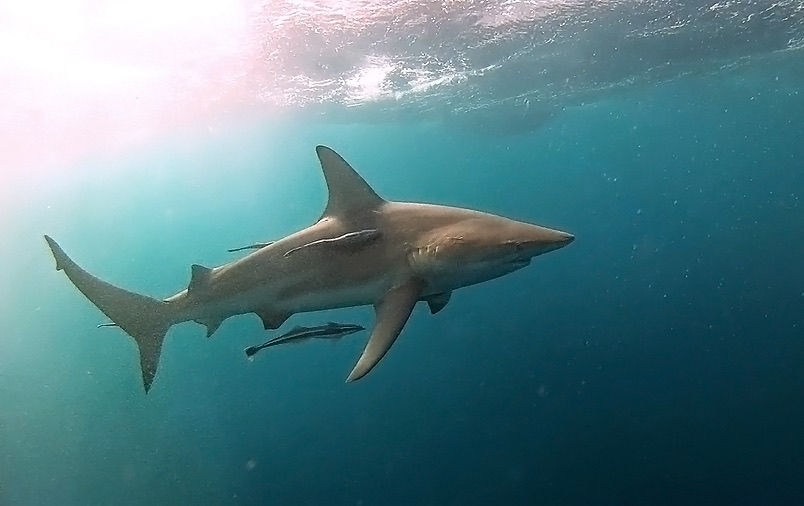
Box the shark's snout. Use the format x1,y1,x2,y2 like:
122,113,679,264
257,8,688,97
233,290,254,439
551,231,575,253
532,228,574,250
524,228,574,257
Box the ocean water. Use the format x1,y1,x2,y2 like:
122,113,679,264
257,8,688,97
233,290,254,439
2,1,804,505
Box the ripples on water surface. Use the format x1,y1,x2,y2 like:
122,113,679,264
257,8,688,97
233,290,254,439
240,0,804,116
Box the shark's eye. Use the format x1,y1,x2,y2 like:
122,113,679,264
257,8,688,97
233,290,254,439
514,242,524,252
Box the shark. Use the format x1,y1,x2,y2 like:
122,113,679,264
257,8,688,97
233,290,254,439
44,145,574,392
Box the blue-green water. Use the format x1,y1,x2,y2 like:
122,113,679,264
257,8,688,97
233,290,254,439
2,34,804,506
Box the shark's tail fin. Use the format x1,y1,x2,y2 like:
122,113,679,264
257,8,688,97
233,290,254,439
44,235,174,392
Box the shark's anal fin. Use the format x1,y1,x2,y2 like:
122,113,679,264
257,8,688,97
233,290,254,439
188,264,212,294
255,309,291,330
283,229,381,258
227,241,274,253
44,235,172,393
346,278,423,382
195,317,223,338
424,291,452,314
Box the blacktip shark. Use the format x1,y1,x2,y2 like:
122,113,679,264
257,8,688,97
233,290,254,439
44,145,574,392
244,322,365,358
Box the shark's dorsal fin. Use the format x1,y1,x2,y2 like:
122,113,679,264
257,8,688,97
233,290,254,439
316,145,385,218
188,264,212,294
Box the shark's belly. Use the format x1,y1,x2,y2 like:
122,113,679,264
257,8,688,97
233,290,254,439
282,276,391,312
188,264,395,319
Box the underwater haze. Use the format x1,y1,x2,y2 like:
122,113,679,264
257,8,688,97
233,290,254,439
1,0,804,505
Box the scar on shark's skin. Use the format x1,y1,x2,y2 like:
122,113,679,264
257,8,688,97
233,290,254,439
283,229,381,257
45,145,574,392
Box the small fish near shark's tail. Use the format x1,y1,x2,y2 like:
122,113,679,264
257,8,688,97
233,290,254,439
44,235,174,392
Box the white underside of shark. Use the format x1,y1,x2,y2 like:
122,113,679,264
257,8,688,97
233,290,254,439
45,145,574,391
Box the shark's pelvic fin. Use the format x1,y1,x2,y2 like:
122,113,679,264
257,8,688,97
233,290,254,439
346,278,423,382
283,229,381,257
227,241,274,253
188,264,213,294
316,145,386,218
44,235,173,392
195,317,223,338
424,292,452,314
255,308,291,330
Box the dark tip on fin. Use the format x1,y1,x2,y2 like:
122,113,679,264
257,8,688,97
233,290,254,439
44,235,68,271
256,309,291,330
245,346,259,358
206,320,222,338
425,291,452,314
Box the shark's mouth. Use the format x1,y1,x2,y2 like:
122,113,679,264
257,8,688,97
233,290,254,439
510,258,531,269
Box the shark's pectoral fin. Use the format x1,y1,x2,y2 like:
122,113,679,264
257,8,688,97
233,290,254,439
255,309,291,330
346,278,423,382
283,229,381,257
424,291,452,314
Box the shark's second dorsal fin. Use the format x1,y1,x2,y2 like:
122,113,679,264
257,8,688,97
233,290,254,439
316,146,385,218
188,264,212,294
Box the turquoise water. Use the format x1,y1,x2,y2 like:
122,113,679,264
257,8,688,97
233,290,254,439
2,7,804,504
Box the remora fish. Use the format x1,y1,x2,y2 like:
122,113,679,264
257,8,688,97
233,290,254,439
244,322,365,358
44,145,574,392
